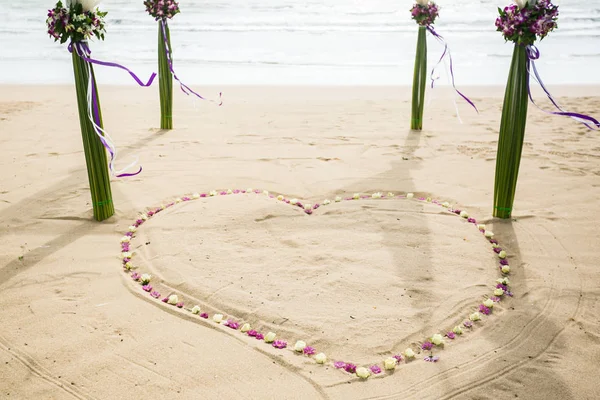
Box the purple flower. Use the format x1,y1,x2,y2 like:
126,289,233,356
421,341,433,351
344,363,357,373
446,332,456,339
255,333,264,340
226,321,239,330
490,296,501,302
142,284,152,292
479,305,491,315
370,365,382,374
305,209,313,215
303,346,316,355
200,313,209,319
333,361,346,369
162,297,169,303
493,247,503,254
272,340,287,349
500,259,509,266
464,321,473,328
496,283,508,291
150,291,161,298
131,272,141,281
247,330,258,337
468,218,477,223
176,302,184,308
489,239,499,244
393,354,403,363
424,356,439,362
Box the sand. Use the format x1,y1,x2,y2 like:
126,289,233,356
1,84,599,400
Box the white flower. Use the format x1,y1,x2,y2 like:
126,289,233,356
246,188,253,193
213,313,223,323
290,198,298,205
140,274,151,284
192,193,200,199
416,0,430,6
501,265,511,274
120,236,130,243
264,332,276,343
220,319,228,325
426,197,432,202
122,252,132,259
492,243,501,249
67,0,102,12
469,312,482,321
315,353,327,364
494,288,505,296
277,195,284,201
442,202,450,208
335,196,342,202
460,211,469,219
128,225,137,233
452,325,463,335
124,262,133,270
383,357,397,370
240,323,251,333
304,204,312,210
175,197,182,203
406,193,414,199
498,250,507,259
356,367,370,379
353,193,360,200
191,305,201,314
227,189,233,194
139,213,148,221
497,277,510,285
514,0,532,9
323,199,331,205
404,348,415,358
484,230,494,238
209,190,217,196
294,341,307,352
477,224,486,231
372,192,382,199
431,333,444,346
387,192,395,198
483,298,495,308
263,190,269,196
167,294,179,305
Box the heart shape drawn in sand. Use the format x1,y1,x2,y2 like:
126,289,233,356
120,189,512,379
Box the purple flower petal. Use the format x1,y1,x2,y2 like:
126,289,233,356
344,363,357,373
333,361,346,369
303,346,316,355
370,365,382,374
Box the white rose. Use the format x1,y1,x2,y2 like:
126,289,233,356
246,188,253,193
120,236,130,243
452,325,463,335
514,0,532,9
122,252,132,259
496,277,510,285
315,353,327,364
191,305,201,314
494,288,505,296
406,193,414,199
290,198,298,205
124,262,133,270
209,190,217,196
416,0,429,5
484,230,494,238
383,357,397,370
140,274,151,284
335,196,342,202
294,341,307,352
67,0,102,12
498,250,507,259
442,202,450,208
167,294,179,305
139,214,148,221
477,224,486,230
469,312,482,321
227,189,233,194
192,193,200,199
356,367,370,379
372,192,382,199
304,204,312,210
264,332,277,343
240,323,251,333
387,192,394,198
212,313,223,323
353,193,360,200
460,211,469,219
426,197,432,202
431,333,444,346
492,243,501,249
128,226,137,233
175,198,182,203
502,265,511,274
483,299,494,308
323,199,331,205
404,348,415,358
263,190,269,196
277,195,284,201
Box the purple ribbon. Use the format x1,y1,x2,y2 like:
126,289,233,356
427,26,478,113
525,45,599,130
160,19,222,105
71,42,153,177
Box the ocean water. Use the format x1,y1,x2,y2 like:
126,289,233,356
1,0,599,85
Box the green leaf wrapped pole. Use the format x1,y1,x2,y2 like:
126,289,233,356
71,46,115,221
411,26,427,130
158,21,173,130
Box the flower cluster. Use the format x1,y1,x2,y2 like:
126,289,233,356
144,0,181,21
121,188,515,379
47,1,106,44
410,1,439,26
496,0,559,45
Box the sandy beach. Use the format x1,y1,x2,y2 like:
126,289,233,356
1,84,600,400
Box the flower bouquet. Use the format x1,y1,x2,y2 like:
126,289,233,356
493,0,598,219
47,0,155,221
409,1,476,131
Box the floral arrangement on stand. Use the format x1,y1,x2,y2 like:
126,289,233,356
144,0,221,130
120,189,514,379
46,0,155,221
409,0,477,131
493,0,599,219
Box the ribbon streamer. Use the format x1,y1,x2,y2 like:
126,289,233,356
427,26,479,114
525,45,599,130
71,42,154,177
160,19,222,105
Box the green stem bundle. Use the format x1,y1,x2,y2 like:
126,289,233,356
158,21,173,130
71,45,114,221
411,26,428,131
493,44,530,219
